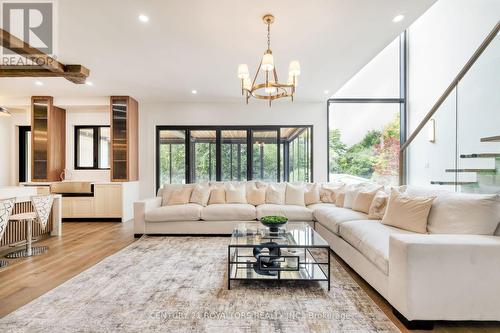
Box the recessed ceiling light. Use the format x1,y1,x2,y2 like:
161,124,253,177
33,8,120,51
138,14,149,23
85,81,93,86
191,90,198,95
392,14,405,23
323,90,330,94
35,81,43,86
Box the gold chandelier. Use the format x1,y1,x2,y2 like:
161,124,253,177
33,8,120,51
237,14,301,106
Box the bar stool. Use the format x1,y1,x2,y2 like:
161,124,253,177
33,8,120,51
6,195,54,258
0,197,16,267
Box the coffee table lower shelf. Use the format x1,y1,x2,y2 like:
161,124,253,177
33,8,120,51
227,246,330,290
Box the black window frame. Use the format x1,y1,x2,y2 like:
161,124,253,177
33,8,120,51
156,125,313,192
74,125,111,170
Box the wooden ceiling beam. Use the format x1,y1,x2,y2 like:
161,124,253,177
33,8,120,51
0,28,89,84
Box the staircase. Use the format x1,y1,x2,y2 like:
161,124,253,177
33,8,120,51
430,137,500,193
401,22,499,194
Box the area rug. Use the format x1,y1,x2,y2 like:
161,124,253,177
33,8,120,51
0,236,399,333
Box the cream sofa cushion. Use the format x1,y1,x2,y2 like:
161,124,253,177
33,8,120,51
247,184,266,206
286,183,305,206
304,184,320,205
368,191,389,220
352,186,383,214
167,186,194,205
336,191,346,207
382,189,435,234
266,183,286,205
201,204,256,221
190,184,211,207
208,186,226,205
405,186,500,235
313,206,369,234
339,220,415,275
146,203,202,222
225,184,247,204
256,204,313,221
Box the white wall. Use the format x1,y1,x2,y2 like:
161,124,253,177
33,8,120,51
406,0,500,186
0,116,11,186
139,101,327,198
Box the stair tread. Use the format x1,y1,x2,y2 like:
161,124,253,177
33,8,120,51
460,153,500,158
480,135,500,142
445,168,496,173
430,181,478,185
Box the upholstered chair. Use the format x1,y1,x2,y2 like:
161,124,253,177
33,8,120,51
6,195,54,258
0,197,16,267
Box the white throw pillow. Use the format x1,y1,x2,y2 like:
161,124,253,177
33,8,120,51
225,183,247,204
266,183,286,205
343,183,365,209
304,184,321,205
190,183,211,206
286,183,306,206
405,186,500,235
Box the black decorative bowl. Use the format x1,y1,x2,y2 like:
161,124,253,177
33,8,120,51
260,216,288,232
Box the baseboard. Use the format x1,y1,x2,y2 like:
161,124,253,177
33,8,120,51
392,308,434,330
134,233,143,238
63,218,122,222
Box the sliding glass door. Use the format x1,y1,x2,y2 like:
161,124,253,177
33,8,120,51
156,126,313,190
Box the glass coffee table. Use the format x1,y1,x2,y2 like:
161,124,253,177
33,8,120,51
227,223,330,290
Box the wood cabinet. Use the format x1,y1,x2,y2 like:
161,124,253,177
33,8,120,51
31,96,66,182
110,96,138,182
61,184,122,219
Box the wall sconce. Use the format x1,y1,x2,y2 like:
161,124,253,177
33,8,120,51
428,119,435,143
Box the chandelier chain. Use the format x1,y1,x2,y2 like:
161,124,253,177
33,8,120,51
267,22,271,51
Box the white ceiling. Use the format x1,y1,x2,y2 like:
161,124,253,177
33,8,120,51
0,0,436,104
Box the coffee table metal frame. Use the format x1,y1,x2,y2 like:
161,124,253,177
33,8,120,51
227,224,330,290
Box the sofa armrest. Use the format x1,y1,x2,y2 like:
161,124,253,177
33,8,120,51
133,197,162,236
389,234,500,321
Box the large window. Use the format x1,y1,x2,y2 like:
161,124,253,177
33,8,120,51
328,33,406,186
75,126,110,169
156,126,313,190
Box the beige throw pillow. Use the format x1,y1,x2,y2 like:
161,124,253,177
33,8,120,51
320,183,345,203
381,189,435,233
352,186,383,214
167,186,194,205
304,184,320,205
336,191,346,207
247,184,266,206
368,191,389,220
285,183,305,206
208,186,226,205
225,184,247,204
190,184,211,206
266,183,286,205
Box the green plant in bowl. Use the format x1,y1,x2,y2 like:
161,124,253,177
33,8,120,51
260,215,288,232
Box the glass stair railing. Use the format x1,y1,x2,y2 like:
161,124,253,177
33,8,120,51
402,22,500,194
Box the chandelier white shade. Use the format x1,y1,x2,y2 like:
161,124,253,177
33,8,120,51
237,14,300,106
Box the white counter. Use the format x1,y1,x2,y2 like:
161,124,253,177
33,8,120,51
0,186,37,201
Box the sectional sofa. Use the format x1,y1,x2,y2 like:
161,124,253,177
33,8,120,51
134,181,500,328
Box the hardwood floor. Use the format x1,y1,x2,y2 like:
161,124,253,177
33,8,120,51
0,221,498,333
0,221,135,318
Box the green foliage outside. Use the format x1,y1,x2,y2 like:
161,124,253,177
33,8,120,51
329,113,400,185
